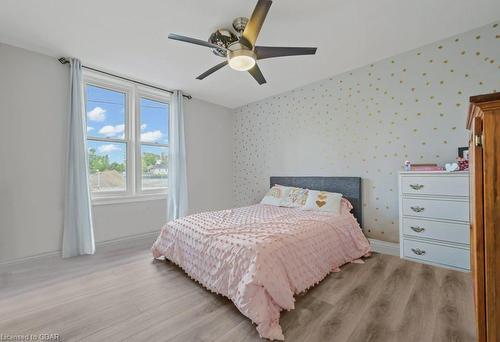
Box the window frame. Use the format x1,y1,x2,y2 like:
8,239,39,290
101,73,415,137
83,71,170,205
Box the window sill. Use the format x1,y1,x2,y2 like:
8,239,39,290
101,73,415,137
92,193,166,206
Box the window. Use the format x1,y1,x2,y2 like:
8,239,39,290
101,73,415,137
84,72,170,202
139,98,169,190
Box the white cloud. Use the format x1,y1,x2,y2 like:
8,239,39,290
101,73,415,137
97,144,120,154
87,126,94,132
87,107,106,122
99,124,125,137
141,130,163,143
141,124,147,130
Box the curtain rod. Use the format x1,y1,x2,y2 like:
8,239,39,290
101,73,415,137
58,57,192,100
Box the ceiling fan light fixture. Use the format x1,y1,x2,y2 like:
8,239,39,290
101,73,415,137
228,49,256,71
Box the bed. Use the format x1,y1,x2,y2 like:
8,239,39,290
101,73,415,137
152,177,371,340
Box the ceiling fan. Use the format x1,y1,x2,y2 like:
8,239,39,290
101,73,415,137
168,0,317,85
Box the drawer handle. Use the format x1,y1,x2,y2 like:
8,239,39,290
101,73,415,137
410,226,425,233
411,248,426,256
410,206,425,213
409,184,424,190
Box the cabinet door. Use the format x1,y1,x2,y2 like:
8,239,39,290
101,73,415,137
470,116,486,342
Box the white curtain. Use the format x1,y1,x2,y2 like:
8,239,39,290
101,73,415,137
62,58,95,258
167,90,188,221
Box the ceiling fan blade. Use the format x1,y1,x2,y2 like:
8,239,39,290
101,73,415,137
168,33,228,52
248,63,266,85
255,46,317,60
240,0,272,48
196,61,228,80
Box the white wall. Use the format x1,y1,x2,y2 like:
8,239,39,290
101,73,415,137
0,43,233,263
233,22,500,243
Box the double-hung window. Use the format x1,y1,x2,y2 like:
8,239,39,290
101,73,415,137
84,72,169,203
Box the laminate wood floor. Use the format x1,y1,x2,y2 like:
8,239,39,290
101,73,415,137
0,237,476,341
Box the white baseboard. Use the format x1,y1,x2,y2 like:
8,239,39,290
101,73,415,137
0,230,159,268
368,238,400,256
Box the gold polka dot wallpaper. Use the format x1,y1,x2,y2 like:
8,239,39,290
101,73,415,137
233,22,500,243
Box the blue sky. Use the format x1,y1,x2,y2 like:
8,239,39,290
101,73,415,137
86,85,168,163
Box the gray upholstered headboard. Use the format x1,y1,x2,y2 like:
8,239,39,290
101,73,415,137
270,176,363,226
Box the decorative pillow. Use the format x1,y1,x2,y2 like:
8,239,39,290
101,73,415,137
302,190,343,214
281,187,309,208
260,185,291,206
340,197,354,214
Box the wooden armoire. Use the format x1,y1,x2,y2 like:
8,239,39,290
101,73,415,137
467,92,500,342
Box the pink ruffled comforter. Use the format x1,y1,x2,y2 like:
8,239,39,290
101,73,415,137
152,204,370,340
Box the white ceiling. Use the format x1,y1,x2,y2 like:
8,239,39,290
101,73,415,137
1,0,499,108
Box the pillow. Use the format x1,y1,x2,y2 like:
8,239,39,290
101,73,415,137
281,187,309,208
260,185,291,206
340,197,353,214
302,190,343,214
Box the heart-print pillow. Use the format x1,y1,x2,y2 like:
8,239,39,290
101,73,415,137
302,190,343,214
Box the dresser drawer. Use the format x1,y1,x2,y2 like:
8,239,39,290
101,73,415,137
403,239,470,270
402,218,469,244
401,175,469,197
402,198,469,222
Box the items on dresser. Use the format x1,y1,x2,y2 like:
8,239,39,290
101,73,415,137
467,92,500,342
398,171,470,271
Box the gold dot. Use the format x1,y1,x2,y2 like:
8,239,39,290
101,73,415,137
437,102,442,106
491,60,495,64
422,72,427,76
455,38,459,42
456,103,461,107
391,60,395,63
443,140,448,144
476,51,481,56
438,45,443,49
443,60,448,64
450,69,454,72
461,51,466,55
440,113,444,117
494,23,498,28
440,80,444,84
429,59,433,63
458,90,463,94
452,126,457,130
417,52,421,55
476,35,481,40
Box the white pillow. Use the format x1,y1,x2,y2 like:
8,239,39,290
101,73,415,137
281,187,309,208
302,190,343,214
260,185,291,206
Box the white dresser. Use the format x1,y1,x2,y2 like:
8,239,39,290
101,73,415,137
398,171,470,271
